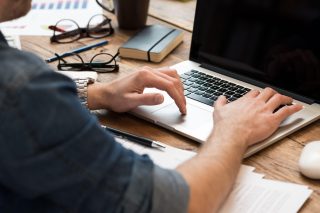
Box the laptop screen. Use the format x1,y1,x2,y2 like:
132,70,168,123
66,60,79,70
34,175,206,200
190,0,320,103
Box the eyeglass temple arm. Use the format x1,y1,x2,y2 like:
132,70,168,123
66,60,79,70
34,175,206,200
95,0,114,13
93,18,112,29
51,28,84,42
55,53,68,63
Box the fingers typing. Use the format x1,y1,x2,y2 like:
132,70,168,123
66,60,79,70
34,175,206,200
137,68,186,114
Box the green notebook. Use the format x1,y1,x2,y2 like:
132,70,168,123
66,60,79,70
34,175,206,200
119,25,184,62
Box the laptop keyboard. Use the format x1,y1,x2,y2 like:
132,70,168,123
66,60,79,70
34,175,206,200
180,70,251,106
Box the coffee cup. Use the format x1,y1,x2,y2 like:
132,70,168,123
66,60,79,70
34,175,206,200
113,0,150,30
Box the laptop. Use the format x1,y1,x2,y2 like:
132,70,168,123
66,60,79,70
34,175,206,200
132,0,320,157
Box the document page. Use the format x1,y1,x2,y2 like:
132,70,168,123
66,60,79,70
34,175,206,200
116,137,196,169
115,138,312,213
219,180,312,213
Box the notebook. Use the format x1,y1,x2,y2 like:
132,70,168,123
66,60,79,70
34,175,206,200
119,25,183,62
131,0,320,157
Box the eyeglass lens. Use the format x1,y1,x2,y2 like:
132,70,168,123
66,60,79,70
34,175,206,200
58,53,118,73
87,14,112,38
58,54,85,71
90,53,118,72
52,14,113,43
53,19,81,43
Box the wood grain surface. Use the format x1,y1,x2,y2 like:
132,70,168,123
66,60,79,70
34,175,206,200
20,2,320,212
149,0,196,32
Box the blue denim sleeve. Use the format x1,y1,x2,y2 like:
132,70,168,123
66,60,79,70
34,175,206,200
152,166,189,213
0,47,189,213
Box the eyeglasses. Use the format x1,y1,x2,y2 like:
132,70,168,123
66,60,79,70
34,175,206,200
49,14,114,43
56,52,119,73
96,0,114,13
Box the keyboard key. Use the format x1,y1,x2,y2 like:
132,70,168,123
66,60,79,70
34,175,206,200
217,88,227,93
184,80,194,86
195,91,204,96
192,73,201,78
184,90,191,96
187,93,214,106
189,77,197,82
238,89,249,95
225,91,235,96
198,86,207,92
215,81,224,86
187,87,198,93
184,85,190,90
180,74,190,79
233,93,242,98
223,94,232,99
195,79,204,84
210,95,218,101
228,97,238,102
213,91,223,96
207,89,215,94
229,86,238,91
210,85,220,90
203,93,211,98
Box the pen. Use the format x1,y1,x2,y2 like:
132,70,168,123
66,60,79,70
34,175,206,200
45,40,109,63
102,125,166,150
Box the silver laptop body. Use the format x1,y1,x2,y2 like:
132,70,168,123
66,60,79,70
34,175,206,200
132,0,320,157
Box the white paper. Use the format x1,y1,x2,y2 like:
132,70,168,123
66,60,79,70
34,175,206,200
56,70,98,81
0,0,102,36
115,137,196,169
115,138,312,213
4,34,21,49
219,179,312,213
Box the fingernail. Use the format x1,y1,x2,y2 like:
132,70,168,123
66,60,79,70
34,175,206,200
155,94,164,104
182,107,187,115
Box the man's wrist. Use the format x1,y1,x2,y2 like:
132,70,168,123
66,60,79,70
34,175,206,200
203,127,249,157
87,82,113,110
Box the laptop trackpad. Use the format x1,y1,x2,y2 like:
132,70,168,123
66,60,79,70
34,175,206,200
151,103,213,140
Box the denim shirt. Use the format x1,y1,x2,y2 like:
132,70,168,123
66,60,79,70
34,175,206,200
0,32,189,213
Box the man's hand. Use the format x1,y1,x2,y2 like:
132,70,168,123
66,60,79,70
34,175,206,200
212,88,303,147
178,88,303,213
87,66,186,114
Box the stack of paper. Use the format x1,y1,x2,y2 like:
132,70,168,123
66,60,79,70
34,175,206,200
4,35,21,49
0,0,102,36
116,137,196,169
220,165,312,213
116,137,312,213
56,70,98,81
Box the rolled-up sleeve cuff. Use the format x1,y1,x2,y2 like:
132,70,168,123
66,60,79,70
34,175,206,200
152,166,190,213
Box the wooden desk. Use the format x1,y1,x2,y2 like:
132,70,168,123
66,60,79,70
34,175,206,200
21,1,320,212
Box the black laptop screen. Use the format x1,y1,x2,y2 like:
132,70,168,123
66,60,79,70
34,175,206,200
190,0,320,103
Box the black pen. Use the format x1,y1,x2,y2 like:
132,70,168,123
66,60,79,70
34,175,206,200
101,125,166,150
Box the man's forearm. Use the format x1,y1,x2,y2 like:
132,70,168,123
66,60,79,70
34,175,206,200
177,130,248,213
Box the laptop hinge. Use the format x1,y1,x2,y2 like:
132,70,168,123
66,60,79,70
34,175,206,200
200,62,315,105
